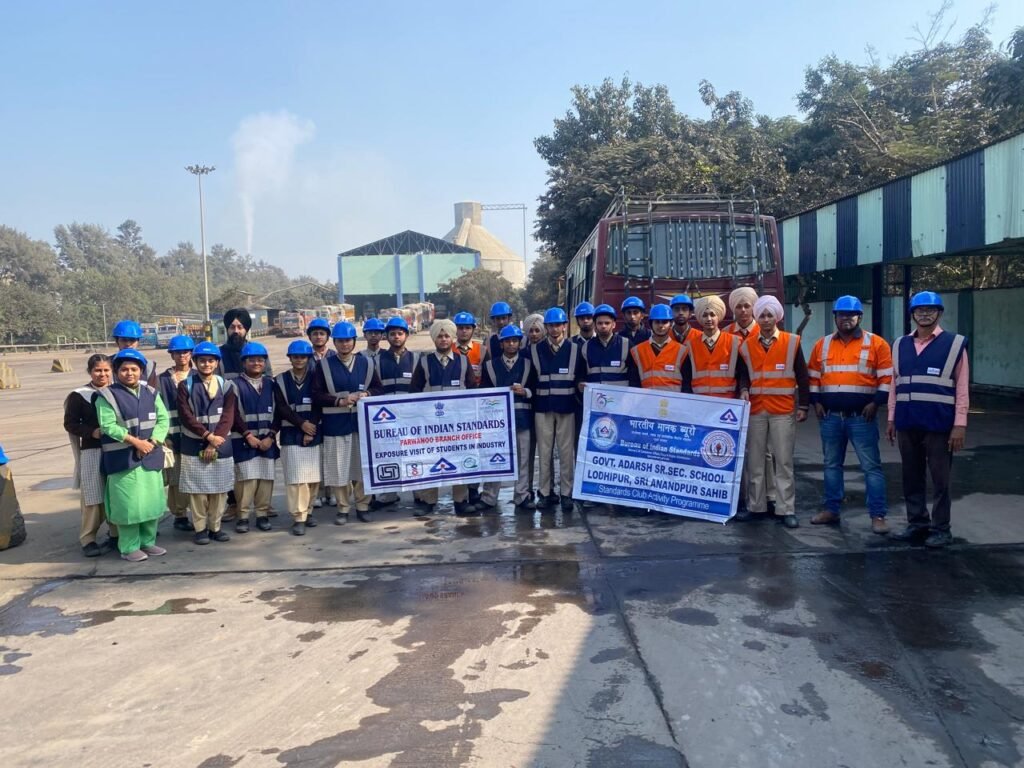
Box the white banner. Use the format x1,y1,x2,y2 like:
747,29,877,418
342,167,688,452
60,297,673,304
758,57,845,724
573,385,750,523
357,387,517,492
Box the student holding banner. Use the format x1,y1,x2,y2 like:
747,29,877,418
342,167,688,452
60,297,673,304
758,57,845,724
737,296,810,528
628,304,688,391
312,321,382,524
411,319,478,515
479,324,535,512
683,295,747,398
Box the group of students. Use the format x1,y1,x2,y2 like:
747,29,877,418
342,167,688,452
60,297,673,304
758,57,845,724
63,287,968,562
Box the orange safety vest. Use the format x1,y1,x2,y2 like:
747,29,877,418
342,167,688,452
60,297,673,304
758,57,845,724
673,325,702,346
686,333,740,398
630,338,688,391
454,340,483,383
739,332,800,414
724,320,758,340
808,331,893,398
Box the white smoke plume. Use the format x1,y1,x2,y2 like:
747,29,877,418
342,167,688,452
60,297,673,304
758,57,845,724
231,111,315,255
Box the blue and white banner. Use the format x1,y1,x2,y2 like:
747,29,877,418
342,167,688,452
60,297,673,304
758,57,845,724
573,385,750,522
358,387,517,492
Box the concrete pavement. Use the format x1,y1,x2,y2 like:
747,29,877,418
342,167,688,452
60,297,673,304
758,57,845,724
2,337,1024,767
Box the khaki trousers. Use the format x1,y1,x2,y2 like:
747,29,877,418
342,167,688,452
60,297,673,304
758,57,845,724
482,429,532,505
419,484,468,505
739,451,777,505
746,411,796,517
335,480,370,513
236,479,274,518
79,501,117,545
535,411,575,497
165,481,190,518
286,482,318,522
190,492,228,533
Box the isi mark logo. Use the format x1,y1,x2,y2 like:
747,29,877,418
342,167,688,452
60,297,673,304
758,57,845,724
590,417,618,450
700,430,736,469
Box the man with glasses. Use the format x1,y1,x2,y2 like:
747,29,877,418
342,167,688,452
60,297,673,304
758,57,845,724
886,292,969,548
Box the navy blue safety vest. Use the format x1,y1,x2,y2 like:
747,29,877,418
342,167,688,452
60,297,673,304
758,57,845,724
530,340,580,413
97,383,164,475
486,333,503,362
275,371,321,448
180,376,234,459
377,350,418,394
320,355,373,437
158,368,195,453
582,336,631,387
893,331,967,433
483,355,533,431
416,353,469,392
232,376,280,463
571,333,596,347
619,326,652,348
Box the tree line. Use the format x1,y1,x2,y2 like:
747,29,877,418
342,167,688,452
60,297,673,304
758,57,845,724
524,9,1024,308
0,220,337,343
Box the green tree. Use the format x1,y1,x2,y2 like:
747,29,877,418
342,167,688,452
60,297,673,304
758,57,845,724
438,268,523,329
522,252,563,311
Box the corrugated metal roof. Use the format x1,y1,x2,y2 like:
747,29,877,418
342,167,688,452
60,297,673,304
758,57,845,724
984,133,1024,243
911,166,946,257
338,230,479,258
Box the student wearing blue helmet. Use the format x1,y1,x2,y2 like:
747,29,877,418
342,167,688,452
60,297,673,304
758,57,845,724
371,316,420,511
360,317,386,367
618,297,651,348
486,301,515,361
886,291,969,548
228,342,280,533
111,319,158,385
158,335,198,532
277,339,324,535
306,317,334,363
571,302,596,346
670,295,701,345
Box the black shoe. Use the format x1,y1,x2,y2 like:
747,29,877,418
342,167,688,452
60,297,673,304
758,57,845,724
82,542,102,557
515,498,537,511
210,529,230,542
733,508,754,522
104,536,119,552
924,530,953,548
413,497,431,508
291,522,306,536
454,501,478,516
560,496,575,512
356,510,372,523
173,517,195,532
475,499,498,512
581,500,596,509
235,519,249,533
304,514,318,528
891,525,930,543
780,515,799,529
256,516,272,531
766,500,777,516
468,489,482,504
416,504,435,516
194,530,210,545
334,512,349,525
538,494,558,508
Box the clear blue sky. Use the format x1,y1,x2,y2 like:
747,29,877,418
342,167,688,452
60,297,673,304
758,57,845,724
1,0,1017,281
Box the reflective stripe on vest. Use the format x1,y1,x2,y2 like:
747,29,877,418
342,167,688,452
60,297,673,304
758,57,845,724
893,333,965,407
484,357,532,412
419,354,468,392
321,356,372,413
274,373,312,413
687,334,739,396
232,377,275,439
531,342,579,397
810,331,887,395
740,332,799,414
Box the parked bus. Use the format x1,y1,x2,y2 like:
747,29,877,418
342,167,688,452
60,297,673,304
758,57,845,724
564,193,783,328
279,311,307,337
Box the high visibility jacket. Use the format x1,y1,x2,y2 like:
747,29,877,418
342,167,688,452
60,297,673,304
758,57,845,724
739,332,800,414
893,331,967,433
724,321,758,340
530,340,580,413
619,326,652,348
158,368,195,453
685,333,740,398
232,375,281,463
275,371,321,448
630,339,687,391
454,340,484,384
377,350,418,394
672,325,702,346
97,383,165,475
808,331,892,413
318,355,373,437
414,353,471,392
582,335,631,387
178,376,234,459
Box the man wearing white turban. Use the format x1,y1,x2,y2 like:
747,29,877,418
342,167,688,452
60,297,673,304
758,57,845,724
737,295,810,528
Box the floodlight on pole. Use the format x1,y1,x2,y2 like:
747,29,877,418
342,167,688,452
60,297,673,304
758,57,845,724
185,164,216,322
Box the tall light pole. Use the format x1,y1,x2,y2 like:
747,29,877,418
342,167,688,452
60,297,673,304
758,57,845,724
185,164,215,322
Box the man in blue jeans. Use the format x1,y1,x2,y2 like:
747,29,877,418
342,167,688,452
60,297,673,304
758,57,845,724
807,296,894,534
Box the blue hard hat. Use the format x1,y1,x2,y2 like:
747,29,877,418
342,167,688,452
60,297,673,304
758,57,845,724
332,321,358,339
648,304,673,321
240,341,269,359
306,317,331,334
287,339,314,357
192,341,221,360
621,296,645,311
112,348,148,368
453,311,476,327
593,303,617,319
574,301,595,317
362,318,386,332
0,443,7,465
385,316,409,333
111,319,143,339
489,301,512,318
832,295,864,314
167,335,195,353
499,324,524,340
909,291,944,310
543,307,568,324
670,294,694,308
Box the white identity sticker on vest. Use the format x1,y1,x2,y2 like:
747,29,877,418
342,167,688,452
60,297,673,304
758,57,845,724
267,406,273,413
775,363,786,370
450,380,459,386
358,384,366,390
559,368,569,374
302,397,311,404
664,364,675,371
927,367,941,375
148,412,156,419
719,364,729,370
610,361,620,367
402,372,412,378
217,407,223,414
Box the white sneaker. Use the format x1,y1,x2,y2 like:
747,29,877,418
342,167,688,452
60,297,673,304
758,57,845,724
328,495,338,506
313,497,323,508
